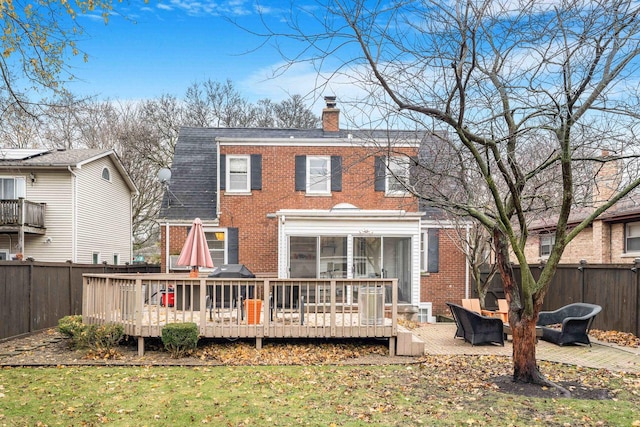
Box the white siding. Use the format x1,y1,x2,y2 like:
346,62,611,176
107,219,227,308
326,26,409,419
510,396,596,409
75,158,133,264
22,170,74,262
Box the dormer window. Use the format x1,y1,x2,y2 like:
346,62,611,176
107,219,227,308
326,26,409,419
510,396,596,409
102,167,111,182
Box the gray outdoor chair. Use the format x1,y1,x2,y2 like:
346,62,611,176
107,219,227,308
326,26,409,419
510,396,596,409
536,303,602,346
447,302,504,346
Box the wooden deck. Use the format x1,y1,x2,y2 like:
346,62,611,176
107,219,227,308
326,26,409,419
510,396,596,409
82,274,400,355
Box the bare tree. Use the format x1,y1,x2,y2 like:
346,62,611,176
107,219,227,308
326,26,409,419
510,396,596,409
274,94,320,128
269,0,640,390
0,0,121,122
0,101,41,148
184,79,254,127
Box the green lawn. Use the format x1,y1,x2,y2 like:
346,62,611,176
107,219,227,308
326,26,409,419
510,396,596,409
1,356,639,426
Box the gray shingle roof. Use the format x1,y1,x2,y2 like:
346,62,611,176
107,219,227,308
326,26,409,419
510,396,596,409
0,148,137,193
0,148,109,167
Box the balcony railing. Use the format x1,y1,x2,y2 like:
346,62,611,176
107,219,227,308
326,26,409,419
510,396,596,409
0,199,46,228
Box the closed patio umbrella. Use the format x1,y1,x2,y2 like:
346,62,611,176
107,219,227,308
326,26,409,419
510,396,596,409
176,218,214,277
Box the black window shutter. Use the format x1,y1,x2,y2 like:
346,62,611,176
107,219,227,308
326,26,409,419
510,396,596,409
251,154,262,190
227,227,239,264
331,156,342,192
427,229,439,273
219,154,226,190
295,155,306,191
374,156,386,191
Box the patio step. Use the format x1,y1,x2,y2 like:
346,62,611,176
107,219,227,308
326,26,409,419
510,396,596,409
396,328,425,356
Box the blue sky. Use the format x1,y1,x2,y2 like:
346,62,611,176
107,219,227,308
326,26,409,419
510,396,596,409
67,1,333,106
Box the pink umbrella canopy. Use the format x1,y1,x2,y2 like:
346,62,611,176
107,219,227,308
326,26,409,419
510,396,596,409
176,218,214,275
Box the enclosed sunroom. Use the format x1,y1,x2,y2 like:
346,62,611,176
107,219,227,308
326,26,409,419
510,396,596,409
275,204,422,309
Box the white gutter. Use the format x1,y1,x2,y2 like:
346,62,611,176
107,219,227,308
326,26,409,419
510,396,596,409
67,166,78,262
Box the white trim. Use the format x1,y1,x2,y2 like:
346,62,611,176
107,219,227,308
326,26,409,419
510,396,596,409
68,166,78,262
218,137,421,148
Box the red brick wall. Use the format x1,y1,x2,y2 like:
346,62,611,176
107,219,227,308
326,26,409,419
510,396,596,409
220,144,419,274
160,225,189,272
420,230,467,317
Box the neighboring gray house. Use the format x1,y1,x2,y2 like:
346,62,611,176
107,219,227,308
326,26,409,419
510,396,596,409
0,148,137,264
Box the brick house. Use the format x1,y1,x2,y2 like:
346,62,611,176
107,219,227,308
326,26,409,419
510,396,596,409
525,201,640,264
524,154,640,264
158,98,469,320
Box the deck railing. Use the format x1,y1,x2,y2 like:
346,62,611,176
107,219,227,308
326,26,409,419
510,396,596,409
0,199,46,228
83,274,398,344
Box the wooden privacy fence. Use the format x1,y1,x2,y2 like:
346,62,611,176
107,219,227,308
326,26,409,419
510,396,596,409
477,263,640,337
0,261,159,340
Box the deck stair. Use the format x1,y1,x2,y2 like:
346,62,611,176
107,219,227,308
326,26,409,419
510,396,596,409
396,326,425,356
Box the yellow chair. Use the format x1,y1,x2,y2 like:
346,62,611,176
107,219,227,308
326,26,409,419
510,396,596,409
490,299,509,323
462,298,481,314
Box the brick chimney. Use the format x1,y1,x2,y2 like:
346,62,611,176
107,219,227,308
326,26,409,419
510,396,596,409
593,150,621,207
322,96,339,132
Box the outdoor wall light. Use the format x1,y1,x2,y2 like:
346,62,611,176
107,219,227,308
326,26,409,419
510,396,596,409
577,259,587,272
29,172,36,184
266,213,276,219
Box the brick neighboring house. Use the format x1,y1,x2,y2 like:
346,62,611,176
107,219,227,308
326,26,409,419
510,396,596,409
524,154,640,264
525,200,640,264
158,98,469,320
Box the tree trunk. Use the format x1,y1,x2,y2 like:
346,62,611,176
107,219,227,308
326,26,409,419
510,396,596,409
510,315,545,383
493,228,545,384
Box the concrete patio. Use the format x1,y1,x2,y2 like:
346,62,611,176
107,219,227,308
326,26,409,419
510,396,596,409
413,323,640,373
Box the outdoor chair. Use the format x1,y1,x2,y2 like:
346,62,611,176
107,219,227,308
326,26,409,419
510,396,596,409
536,302,602,346
461,298,481,313
447,302,504,346
482,299,509,323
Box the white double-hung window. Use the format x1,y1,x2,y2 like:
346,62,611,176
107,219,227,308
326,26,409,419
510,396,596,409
307,156,331,194
0,177,26,199
626,222,640,253
539,234,555,258
387,156,410,195
226,155,250,193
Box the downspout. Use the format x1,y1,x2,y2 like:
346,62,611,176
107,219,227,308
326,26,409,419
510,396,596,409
465,222,471,298
165,222,170,273
216,138,221,219
67,166,78,263
129,192,134,265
